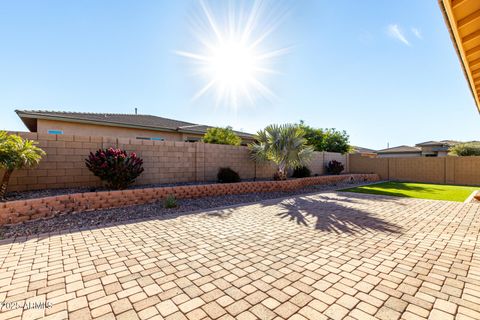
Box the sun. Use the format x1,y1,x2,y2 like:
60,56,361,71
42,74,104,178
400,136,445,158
177,0,289,110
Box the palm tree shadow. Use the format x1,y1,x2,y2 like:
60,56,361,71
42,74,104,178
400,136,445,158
270,194,401,235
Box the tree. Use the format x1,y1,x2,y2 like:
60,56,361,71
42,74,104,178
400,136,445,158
249,124,314,180
298,121,351,154
202,126,242,146
0,132,45,200
449,142,480,156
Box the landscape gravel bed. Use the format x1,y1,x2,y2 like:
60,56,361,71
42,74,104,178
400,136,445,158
4,179,271,201
0,181,374,239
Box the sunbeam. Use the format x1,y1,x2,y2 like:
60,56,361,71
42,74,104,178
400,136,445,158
177,0,290,110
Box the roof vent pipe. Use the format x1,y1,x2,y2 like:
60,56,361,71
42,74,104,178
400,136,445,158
135,107,137,115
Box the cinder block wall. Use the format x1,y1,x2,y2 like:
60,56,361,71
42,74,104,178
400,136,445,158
349,154,480,186
1,132,349,192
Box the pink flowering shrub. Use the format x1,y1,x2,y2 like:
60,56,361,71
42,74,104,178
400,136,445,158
85,148,144,189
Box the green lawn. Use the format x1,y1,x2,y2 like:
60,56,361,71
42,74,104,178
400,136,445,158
340,181,479,202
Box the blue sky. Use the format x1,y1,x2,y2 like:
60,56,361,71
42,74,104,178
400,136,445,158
0,0,478,150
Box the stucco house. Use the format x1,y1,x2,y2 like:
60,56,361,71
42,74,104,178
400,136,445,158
415,140,459,157
377,140,462,158
16,110,255,144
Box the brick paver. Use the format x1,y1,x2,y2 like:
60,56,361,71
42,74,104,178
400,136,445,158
0,191,479,319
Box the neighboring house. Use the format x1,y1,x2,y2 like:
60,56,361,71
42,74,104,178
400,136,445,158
415,140,459,157
16,110,255,144
351,146,377,157
376,145,422,158
377,140,464,158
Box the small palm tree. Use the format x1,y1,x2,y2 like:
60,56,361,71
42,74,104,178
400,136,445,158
0,132,45,200
249,124,314,180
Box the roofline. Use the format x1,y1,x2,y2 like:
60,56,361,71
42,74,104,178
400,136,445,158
16,110,180,133
15,110,255,138
438,0,480,113
376,150,422,154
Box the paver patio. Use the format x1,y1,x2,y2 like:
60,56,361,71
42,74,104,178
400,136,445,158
0,191,479,320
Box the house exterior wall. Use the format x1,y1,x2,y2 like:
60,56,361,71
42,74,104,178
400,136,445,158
419,145,450,157
377,152,421,158
37,119,203,141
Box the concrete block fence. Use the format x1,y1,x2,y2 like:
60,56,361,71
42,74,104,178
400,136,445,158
349,154,480,186
0,174,379,226
1,131,349,192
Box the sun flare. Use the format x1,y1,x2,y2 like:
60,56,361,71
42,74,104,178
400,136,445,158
177,0,289,110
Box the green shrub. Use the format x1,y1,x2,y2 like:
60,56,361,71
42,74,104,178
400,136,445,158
85,148,144,190
298,121,352,154
164,195,177,208
449,142,480,156
0,132,45,200
203,127,242,146
217,167,241,183
326,160,344,175
291,166,311,178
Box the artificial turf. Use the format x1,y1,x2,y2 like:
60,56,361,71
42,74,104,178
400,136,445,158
340,181,479,202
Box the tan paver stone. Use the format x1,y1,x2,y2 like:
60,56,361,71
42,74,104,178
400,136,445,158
156,300,179,317
428,309,454,320
185,307,208,320
1,192,479,319
201,301,226,319
376,306,401,320
225,300,251,316
111,298,133,315
323,304,350,320
117,310,140,320
67,296,88,312
178,297,205,313
69,307,92,320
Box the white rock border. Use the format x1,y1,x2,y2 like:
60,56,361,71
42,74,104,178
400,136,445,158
464,190,480,203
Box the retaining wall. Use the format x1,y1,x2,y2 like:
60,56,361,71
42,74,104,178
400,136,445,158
0,174,379,226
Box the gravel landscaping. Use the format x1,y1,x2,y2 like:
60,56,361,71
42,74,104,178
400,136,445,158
3,179,273,201
0,181,372,239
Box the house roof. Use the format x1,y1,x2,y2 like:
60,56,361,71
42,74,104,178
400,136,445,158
376,145,422,154
415,140,460,147
351,146,377,154
15,110,255,139
438,0,480,113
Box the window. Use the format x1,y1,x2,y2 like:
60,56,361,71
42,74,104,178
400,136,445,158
47,130,64,135
184,137,201,143
136,137,164,141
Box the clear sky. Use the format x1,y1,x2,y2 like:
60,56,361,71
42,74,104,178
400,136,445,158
0,0,478,150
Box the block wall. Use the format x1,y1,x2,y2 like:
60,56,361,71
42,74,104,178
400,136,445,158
2,132,349,192
349,154,480,186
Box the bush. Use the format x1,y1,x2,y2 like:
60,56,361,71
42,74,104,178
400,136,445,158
164,195,177,208
203,127,242,146
85,148,144,190
326,160,344,175
217,167,241,183
449,142,480,156
298,121,352,154
0,132,45,200
291,166,311,178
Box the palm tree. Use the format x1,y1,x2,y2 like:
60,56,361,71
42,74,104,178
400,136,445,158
0,132,45,200
249,124,314,180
